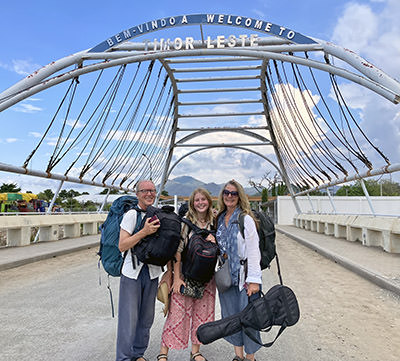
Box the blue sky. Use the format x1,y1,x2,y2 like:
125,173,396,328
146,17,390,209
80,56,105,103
0,0,399,194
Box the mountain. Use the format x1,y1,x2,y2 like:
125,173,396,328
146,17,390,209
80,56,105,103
162,176,256,197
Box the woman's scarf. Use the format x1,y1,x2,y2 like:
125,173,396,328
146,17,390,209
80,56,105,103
216,206,241,286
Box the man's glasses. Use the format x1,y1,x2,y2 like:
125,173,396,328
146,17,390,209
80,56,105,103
138,189,157,194
223,189,239,197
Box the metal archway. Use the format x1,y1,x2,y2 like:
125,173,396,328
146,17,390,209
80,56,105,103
1,13,399,204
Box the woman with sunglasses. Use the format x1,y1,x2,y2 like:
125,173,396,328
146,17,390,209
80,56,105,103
157,188,216,361
216,180,262,361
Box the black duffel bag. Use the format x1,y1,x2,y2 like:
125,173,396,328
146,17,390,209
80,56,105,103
197,284,300,347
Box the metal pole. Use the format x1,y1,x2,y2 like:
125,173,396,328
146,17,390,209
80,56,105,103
361,179,376,216
326,188,337,214
33,180,64,243
174,195,178,214
98,188,111,213
307,193,316,214
156,59,179,206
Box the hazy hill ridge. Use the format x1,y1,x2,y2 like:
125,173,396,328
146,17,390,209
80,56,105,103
163,176,255,196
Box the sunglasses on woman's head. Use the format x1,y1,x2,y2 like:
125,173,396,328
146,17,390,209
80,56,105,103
223,189,239,197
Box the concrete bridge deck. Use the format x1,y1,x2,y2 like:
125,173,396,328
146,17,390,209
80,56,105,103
1,227,399,360
1,226,399,296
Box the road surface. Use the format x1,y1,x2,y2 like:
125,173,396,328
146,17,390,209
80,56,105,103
1,233,399,361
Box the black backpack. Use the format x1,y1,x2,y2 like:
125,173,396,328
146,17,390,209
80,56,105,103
181,218,219,284
239,210,276,270
134,205,181,267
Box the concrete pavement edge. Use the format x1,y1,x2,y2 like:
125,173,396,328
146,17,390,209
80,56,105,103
0,241,99,272
276,227,400,297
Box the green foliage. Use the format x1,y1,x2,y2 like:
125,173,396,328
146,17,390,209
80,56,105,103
0,182,21,193
261,188,268,203
61,198,81,212
59,189,81,199
82,200,97,211
271,182,288,196
161,190,169,196
336,179,400,196
37,189,55,202
381,179,400,195
100,188,119,194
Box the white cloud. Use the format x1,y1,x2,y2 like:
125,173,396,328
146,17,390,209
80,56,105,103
6,138,18,143
46,137,74,146
66,119,86,129
330,0,400,168
13,103,43,113
12,59,42,76
332,0,400,79
0,61,12,72
269,83,324,153
170,147,277,187
332,3,379,54
29,132,42,138
328,82,368,110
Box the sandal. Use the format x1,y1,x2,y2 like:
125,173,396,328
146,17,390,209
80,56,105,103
232,357,244,361
157,354,168,360
190,352,208,361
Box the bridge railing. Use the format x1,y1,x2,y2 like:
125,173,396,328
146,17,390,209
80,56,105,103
294,213,400,254
0,213,107,247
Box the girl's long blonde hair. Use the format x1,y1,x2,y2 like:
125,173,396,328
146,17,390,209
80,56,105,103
186,188,214,225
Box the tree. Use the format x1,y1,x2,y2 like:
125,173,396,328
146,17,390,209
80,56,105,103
381,179,400,196
59,189,81,200
0,182,21,193
37,189,55,202
335,179,399,196
261,188,268,203
249,171,281,195
161,190,169,196
82,200,97,212
100,188,119,195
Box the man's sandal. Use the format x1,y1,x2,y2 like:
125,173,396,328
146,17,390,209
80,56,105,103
157,355,168,360
232,357,244,361
190,352,208,361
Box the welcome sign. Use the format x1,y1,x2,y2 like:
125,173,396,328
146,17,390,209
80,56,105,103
89,13,317,53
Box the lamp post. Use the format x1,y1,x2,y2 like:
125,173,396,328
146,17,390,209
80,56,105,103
142,153,153,181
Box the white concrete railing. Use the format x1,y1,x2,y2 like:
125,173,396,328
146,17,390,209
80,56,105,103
277,196,400,225
0,213,107,247
294,214,400,253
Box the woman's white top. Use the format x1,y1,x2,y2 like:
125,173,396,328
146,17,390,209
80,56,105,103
237,214,262,290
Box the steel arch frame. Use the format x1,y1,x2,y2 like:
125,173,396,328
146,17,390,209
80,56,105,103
0,13,399,202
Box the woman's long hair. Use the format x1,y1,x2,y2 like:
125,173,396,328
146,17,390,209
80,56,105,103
186,187,214,225
217,179,256,221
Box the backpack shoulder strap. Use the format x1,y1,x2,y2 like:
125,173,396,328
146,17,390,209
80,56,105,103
243,324,286,348
129,209,145,269
238,212,245,239
181,217,202,234
133,209,143,233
